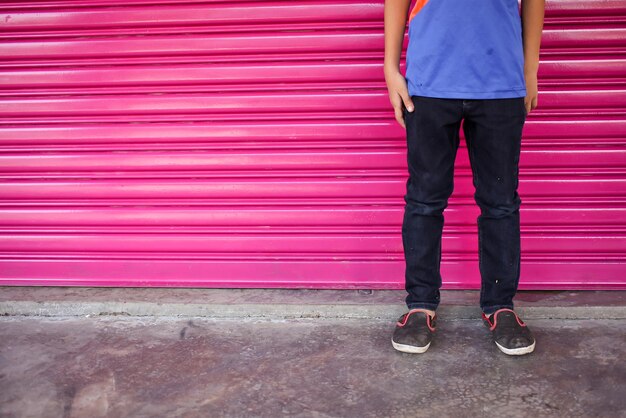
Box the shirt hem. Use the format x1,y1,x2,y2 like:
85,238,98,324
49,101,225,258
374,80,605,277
408,86,527,99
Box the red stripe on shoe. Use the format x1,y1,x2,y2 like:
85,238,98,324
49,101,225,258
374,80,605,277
397,308,436,331
484,308,527,331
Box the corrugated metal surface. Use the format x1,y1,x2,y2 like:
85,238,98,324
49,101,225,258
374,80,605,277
0,0,624,289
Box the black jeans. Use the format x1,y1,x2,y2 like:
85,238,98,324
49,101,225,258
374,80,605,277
402,95,527,315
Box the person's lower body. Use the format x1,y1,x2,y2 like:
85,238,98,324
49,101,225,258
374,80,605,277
401,95,527,315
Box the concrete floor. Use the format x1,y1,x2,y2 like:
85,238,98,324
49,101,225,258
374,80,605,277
1,316,624,418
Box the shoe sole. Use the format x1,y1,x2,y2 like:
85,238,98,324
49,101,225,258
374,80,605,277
495,340,536,356
391,338,431,354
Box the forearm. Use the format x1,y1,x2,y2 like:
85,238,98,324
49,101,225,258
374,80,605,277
384,0,412,77
521,0,545,74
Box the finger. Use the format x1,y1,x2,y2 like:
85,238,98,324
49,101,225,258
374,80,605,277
399,91,415,112
389,94,406,127
395,107,406,129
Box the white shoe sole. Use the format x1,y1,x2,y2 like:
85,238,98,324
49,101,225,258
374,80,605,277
391,339,431,354
495,340,536,355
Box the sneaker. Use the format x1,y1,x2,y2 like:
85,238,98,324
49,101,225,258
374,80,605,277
391,309,437,353
482,308,536,356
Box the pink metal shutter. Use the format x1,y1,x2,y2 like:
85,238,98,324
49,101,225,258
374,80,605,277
0,0,624,289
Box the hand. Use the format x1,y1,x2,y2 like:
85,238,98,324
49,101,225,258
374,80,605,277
385,70,414,128
524,70,539,115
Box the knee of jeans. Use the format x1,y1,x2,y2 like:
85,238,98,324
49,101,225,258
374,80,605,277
475,193,521,219
404,196,449,217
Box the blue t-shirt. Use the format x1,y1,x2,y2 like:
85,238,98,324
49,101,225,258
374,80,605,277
405,0,527,99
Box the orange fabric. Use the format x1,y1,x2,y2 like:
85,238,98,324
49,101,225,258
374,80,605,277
408,0,430,23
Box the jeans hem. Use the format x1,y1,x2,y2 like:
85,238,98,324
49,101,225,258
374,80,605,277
406,302,439,311
481,304,515,315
